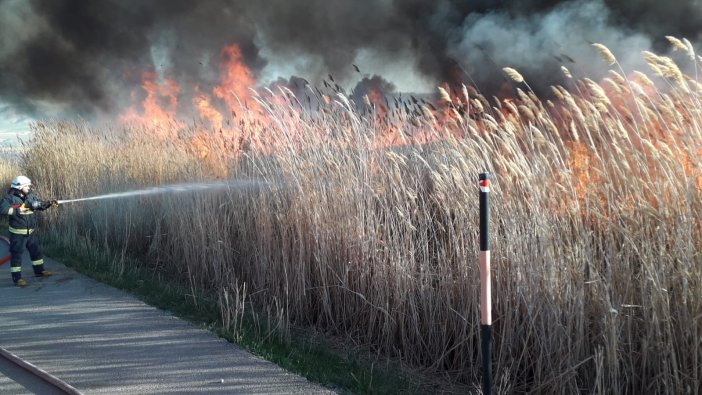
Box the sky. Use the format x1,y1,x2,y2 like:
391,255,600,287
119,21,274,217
0,103,31,146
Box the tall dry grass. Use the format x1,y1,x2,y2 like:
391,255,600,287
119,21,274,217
0,155,21,186
18,42,702,393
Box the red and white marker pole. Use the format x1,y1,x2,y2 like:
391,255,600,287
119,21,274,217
479,173,492,395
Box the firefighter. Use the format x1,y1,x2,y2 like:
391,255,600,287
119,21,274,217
0,176,57,287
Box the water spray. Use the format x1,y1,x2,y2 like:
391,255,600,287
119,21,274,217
55,180,263,205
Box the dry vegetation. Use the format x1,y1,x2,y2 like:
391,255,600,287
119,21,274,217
12,41,702,393
0,156,21,185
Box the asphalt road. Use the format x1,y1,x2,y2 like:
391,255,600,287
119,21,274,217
0,253,336,394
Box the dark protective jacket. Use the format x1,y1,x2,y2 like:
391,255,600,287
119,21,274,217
0,188,49,235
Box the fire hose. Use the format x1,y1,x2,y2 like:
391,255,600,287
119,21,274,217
0,236,10,265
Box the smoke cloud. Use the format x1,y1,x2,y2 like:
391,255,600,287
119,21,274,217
0,0,701,119
450,1,653,95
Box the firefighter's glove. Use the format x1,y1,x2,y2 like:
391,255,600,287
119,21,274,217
50,200,59,208
29,201,51,211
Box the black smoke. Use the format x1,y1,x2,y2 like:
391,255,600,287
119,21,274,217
350,75,396,108
0,0,700,118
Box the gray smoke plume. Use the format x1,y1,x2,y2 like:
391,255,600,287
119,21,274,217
450,1,654,95
0,0,701,120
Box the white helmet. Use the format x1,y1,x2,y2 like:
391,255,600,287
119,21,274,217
11,176,31,190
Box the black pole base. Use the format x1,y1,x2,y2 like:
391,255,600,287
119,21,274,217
481,324,492,395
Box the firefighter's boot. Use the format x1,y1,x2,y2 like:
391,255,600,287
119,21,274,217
35,270,52,278
15,278,27,287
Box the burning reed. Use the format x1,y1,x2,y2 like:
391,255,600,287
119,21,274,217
17,40,702,393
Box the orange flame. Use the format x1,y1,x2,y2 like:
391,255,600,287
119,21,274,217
193,88,223,131
119,71,183,136
213,45,259,117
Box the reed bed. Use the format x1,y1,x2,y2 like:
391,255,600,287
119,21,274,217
0,156,21,186
16,42,702,393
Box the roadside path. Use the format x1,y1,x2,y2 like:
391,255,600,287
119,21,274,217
0,256,336,394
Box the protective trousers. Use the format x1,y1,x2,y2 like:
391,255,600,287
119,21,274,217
9,232,44,283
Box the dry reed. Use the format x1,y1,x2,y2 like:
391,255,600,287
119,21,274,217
10,43,702,394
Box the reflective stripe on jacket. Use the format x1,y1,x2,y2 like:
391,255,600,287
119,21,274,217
0,189,43,234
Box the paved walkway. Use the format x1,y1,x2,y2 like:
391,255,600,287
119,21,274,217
0,254,336,394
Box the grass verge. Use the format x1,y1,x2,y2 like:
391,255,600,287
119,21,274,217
40,234,440,395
